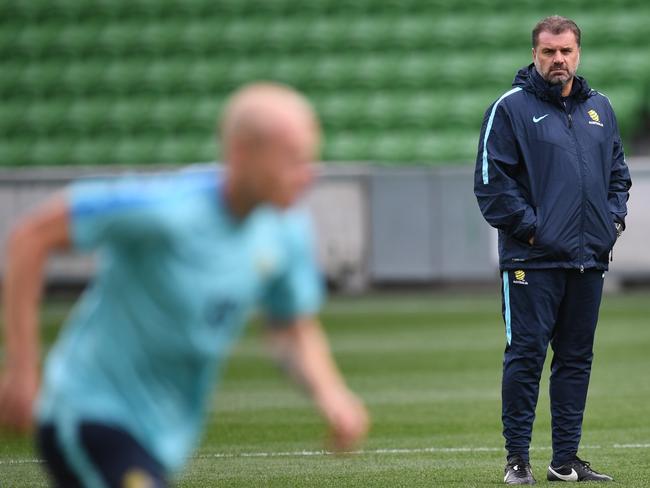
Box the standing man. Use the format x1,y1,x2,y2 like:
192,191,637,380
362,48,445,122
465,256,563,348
0,83,369,487
475,16,631,485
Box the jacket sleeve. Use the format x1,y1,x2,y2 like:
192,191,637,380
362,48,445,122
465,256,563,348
474,101,537,243
608,112,632,228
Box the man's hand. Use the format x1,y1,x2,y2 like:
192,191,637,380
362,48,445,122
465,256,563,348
0,367,39,433
315,387,369,452
614,221,623,239
266,318,370,452
528,236,535,246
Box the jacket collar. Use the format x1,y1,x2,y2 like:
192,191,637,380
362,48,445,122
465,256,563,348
512,64,593,105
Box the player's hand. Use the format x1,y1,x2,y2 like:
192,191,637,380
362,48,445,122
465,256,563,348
0,367,39,434
317,388,369,452
528,236,535,246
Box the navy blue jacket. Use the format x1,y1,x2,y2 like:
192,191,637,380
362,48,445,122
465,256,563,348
475,64,632,271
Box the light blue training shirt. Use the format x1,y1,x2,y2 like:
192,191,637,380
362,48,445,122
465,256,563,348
37,167,324,476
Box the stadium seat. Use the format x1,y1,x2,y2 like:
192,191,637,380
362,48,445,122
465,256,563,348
104,98,154,134
54,23,102,58
0,139,33,166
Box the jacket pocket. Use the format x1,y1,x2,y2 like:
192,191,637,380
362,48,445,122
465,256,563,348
606,215,618,252
583,202,618,263
527,206,552,260
529,206,573,261
531,206,545,247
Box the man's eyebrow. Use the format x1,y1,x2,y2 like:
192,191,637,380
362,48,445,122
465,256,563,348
540,45,574,51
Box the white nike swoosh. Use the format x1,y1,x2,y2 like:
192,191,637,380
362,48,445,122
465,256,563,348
549,466,579,481
533,114,549,123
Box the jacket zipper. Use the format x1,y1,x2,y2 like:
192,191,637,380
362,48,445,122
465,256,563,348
565,104,585,274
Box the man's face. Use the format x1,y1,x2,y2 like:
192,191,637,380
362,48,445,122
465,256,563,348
250,119,318,209
532,30,580,86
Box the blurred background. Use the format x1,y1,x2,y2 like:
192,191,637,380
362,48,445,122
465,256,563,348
1,0,649,291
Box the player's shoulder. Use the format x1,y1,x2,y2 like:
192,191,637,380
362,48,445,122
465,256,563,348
67,168,219,225
588,89,616,111
72,165,220,212
254,205,315,249
484,86,527,121
146,164,221,199
491,86,527,107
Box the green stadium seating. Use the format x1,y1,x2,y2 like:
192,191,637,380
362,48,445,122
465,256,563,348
0,0,648,166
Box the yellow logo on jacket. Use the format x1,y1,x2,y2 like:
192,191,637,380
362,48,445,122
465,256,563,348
588,109,603,127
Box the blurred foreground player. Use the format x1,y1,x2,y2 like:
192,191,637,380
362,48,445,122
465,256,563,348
0,83,369,487
475,16,631,484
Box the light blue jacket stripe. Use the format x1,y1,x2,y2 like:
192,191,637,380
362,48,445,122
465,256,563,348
57,414,107,488
482,87,523,184
503,271,512,345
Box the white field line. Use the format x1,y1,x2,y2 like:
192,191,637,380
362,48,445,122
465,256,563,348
2,443,649,465
192,443,650,459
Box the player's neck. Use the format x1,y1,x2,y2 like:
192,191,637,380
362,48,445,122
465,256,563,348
222,177,256,221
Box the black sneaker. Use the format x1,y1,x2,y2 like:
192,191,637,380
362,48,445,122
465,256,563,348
547,457,613,482
504,456,536,485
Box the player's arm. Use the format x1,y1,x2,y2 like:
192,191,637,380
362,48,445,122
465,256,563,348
607,111,632,231
474,102,537,245
265,317,369,451
0,194,71,433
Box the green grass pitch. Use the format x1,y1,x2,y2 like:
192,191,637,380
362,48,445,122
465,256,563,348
1,290,649,486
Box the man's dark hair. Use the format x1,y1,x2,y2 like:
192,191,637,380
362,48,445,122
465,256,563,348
532,16,581,48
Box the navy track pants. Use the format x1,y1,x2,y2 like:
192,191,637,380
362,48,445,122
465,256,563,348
500,268,604,465
37,422,167,488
